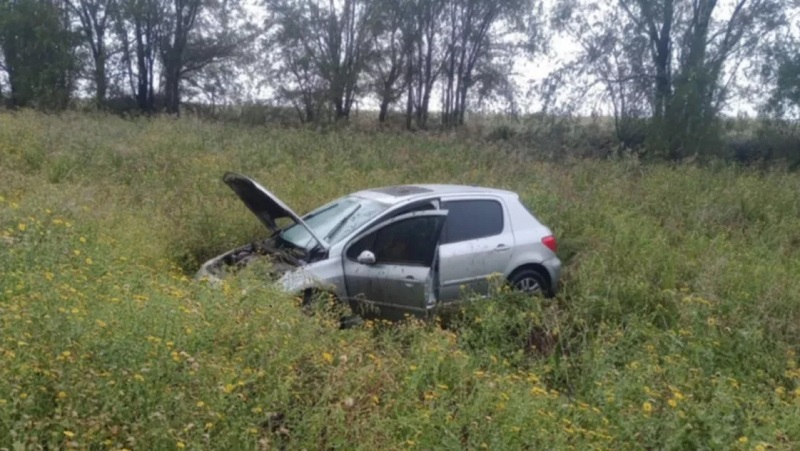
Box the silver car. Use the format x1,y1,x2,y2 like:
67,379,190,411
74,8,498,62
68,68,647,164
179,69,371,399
197,172,561,320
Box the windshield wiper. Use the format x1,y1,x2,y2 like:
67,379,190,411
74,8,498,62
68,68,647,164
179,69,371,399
323,205,361,242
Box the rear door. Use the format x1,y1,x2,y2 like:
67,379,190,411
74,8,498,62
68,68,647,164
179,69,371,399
437,197,514,302
342,211,448,320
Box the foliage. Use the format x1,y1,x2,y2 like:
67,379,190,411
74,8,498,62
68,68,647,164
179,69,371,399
0,0,79,109
548,0,788,160
2,111,800,448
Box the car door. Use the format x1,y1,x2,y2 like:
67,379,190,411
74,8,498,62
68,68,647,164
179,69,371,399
437,197,514,303
342,211,448,321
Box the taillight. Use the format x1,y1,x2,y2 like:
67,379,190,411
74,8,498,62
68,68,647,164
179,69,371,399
542,235,557,253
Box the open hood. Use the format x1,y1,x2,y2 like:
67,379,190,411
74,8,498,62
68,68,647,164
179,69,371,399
222,172,329,250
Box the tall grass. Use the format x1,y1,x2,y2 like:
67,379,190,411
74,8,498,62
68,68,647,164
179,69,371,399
1,110,799,449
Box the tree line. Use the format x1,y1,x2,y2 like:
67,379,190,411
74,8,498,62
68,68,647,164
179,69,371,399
0,0,798,156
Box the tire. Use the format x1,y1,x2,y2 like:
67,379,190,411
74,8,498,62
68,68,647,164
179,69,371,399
301,289,359,329
301,289,338,308
508,268,552,298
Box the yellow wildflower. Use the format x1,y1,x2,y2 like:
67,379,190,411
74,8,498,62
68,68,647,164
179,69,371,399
18,223,26,231
63,430,75,438
79,236,86,243
322,352,334,364
642,401,653,414
57,391,68,399
176,441,186,449
737,436,748,444
668,399,677,408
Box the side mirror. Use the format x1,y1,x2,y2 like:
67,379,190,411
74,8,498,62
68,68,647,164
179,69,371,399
357,250,376,265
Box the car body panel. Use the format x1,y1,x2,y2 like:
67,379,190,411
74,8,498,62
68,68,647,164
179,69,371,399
436,195,515,301
223,172,329,249
342,211,447,320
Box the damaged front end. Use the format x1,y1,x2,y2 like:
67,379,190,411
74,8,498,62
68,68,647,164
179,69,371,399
196,171,332,285
195,236,314,283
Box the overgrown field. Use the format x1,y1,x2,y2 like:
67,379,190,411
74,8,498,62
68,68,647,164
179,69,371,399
1,110,800,449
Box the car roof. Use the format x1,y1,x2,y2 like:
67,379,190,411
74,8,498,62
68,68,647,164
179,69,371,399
352,184,517,204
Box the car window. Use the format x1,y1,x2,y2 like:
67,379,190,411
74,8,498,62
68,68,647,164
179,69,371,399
440,199,503,244
347,216,442,266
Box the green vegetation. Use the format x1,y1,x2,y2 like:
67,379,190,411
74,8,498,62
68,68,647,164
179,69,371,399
2,110,800,449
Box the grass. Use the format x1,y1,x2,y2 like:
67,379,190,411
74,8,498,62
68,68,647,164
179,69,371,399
1,109,800,449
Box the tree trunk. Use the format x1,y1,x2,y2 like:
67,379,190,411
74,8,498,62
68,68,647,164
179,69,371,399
404,48,414,130
378,96,390,122
94,48,106,107
164,63,181,115
135,23,149,112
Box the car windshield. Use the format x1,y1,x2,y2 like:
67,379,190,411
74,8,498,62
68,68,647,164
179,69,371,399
279,196,389,250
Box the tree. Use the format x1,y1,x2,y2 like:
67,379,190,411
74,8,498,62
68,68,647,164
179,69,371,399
549,3,651,148
265,0,377,122
67,0,114,106
440,0,524,127
0,0,78,109
114,0,161,112
551,0,787,159
404,0,445,129
160,0,249,114
368,0,412,122
762,4,800,119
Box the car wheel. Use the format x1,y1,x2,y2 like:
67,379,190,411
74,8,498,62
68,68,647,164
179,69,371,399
508,269,550,297
302,289,338,308
302,289,359,328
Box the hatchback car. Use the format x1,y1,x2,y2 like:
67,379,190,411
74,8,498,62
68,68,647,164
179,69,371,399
197,172,561,320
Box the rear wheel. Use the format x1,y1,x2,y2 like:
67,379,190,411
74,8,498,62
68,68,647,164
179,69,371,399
508,268,551,297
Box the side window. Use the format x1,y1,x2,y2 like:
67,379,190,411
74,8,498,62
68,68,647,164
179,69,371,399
346,216,442,266
441,199,503,244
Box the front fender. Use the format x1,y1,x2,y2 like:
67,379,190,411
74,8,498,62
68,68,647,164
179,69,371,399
278,258,346,299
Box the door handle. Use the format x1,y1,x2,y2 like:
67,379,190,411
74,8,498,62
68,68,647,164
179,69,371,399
404,275,415,287
495,244,511,252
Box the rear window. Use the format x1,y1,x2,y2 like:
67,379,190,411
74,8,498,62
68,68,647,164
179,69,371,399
441,199,503,244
